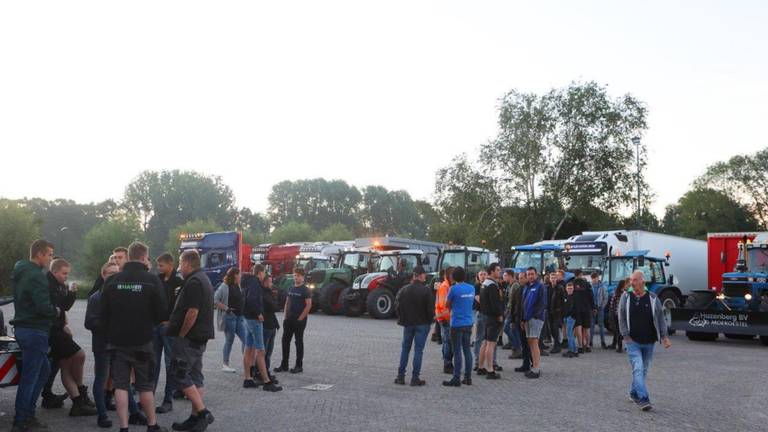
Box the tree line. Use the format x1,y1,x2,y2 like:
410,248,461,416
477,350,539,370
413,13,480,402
0,81,763,293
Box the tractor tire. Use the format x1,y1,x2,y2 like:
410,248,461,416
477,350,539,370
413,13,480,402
686,331,718,342
760,336,768,346
367,288,396,319
343,288,364,317
320,282,346,316
724,334,755,340
659,290,680,335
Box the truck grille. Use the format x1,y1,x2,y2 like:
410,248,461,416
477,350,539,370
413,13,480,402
723,282,751,298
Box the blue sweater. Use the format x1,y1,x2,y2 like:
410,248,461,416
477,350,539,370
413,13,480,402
523,279,548,321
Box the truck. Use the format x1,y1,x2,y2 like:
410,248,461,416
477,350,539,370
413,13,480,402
251,243,305,279
178,231,253,287
672,233,768,345
509,243,564,275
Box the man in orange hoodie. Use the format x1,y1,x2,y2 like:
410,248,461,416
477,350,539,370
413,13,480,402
435,267,454,374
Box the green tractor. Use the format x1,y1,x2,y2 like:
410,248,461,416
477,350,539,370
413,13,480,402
273,254,335,313
312,248,380,315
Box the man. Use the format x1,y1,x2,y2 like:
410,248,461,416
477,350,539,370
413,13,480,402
572,270,595,354
505,272,524,360
442,267,475,387
513,272,533,374
88,247,129,298
275,267,312,374
154,254,184,414
590,272,608,349
521,267,547,379
472,270,498,371
167,250,216,431
394,266,434,386
547,272,565,355
100,242,168,432
241,264,281,391
477,263,503,380
261,276,280,374
619,270,672,412
434,267,453,374
43,258,97,416
11,240,58,432
501,270,516,351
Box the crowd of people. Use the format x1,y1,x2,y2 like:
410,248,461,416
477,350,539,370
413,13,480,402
9,239,312,432
394,262,672,411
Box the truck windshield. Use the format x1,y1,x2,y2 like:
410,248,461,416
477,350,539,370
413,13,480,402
200,250,234,269
378,255,419,273
440,251,465,270
565,254,604,272
512,250,559,273
747,248,768,273
297,259,329,271
608,259,634,284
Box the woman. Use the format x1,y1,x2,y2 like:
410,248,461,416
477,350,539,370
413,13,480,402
214,267,246,372
607,278,628,352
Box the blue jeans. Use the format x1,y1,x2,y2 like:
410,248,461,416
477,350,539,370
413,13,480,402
14,327,50,425
397,324,430,379
93,351,110,418
151,323,174,403
591,309,606,346
263,328,277,371
450,326,473,380
473,313,497,366
507,318,522,350
439,321,453,366
223,313,246,364
626,342,655,402
565,317,577,353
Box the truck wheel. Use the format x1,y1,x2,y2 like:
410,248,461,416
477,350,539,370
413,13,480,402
659,291,679,335
342,288,364,317
367,288,395,319
320,282,345,316
760,336,768,346
686,331,718,342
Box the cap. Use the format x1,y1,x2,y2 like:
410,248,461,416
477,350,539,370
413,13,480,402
412,265,426,275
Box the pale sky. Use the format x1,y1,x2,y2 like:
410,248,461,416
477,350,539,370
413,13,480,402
1,1,766,218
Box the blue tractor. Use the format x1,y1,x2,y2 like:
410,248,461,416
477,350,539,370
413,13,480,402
602,250,682,334
509,244,565,275
672,238,768,345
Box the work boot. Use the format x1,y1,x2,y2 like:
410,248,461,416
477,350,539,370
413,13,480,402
289,366,303,374
461,377,472,385
442,378,461,387
41,392,67,409
394,376,405,385
69,395,98,417
410,377,426,387
549,346,562,354
156,400,173,414
273,365,289,373
262,382,283,392
97,415,112,428
78,385,96,408
129,412,148,425
147,424,169,432
443,364,454,374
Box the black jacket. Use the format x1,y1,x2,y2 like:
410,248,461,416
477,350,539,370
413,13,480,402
85,288,108,352
548,281,566,317
160,273,184,321
100,261,167,347
573,278,595,312
480,279,504,319
241,274,264,320
47,272,76,330
167,270,215,343
395,280,434,327
262,286,280,330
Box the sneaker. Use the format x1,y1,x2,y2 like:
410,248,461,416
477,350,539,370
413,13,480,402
262,382,283,392
273,365,289,373
514,366,530,373
129,412,149,426
410,377,426,387
147,425,169,432
394,376,405,385
221,365,237,373
493,365,503,372
629,392,641,404
97,415,113,428
461,377,472,386
638,400,653,411
485,372,500,380
243,379,261,388
156,401,173,414
443,364,454,374
525,370,541,379
442,378,461,387
172,415,197,431
289,367,303,374
476,368,488,376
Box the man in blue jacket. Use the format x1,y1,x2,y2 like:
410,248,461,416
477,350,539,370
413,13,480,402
521,267,547,379
241,264,281,392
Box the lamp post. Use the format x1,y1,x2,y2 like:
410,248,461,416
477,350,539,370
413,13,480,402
59,226,69,257
631,136,642,229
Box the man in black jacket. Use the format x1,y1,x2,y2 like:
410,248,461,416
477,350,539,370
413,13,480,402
153,253,184,414
572,270,595,354
100,242,168,432
240,264,281,392
547,272,566,355
394,266,434,387
478,263,503,379
260,276,280,378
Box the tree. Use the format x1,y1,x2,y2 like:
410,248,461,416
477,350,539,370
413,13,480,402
269,222,315,244
164,219,224,261
0,203,41,294
481,81,648,239
359,186,425,237
267,179,361,230
662,188,758,239
695,148,768,228
81,217,143,281
123,170,237,251
315,223,354,242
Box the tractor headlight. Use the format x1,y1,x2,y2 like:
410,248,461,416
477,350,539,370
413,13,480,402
716,293,726,301
744,293,753,301
309,284,316,290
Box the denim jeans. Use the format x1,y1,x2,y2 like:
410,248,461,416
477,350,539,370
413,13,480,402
591,309,606,346
223,313,246,364
473,312,497,366
450,326,473,380
263,328,277,371
93,351,110,418
565,317,577,353
151,323,175,403
439,321,453,366
626,342,655,402
518,325,531,369
397,324,430,379
503,316,519,349
14,327,50,425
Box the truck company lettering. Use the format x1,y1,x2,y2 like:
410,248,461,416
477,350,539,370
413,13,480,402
689,312,748,328
116,283,143,292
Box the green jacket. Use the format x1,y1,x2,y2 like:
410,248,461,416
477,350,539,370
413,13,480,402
10,260,56,331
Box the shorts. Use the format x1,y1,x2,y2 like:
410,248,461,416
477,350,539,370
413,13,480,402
109,345,156,392
575,309,592,327
483,317,502,342
244,319,265,350
49,328,81,360
526,318,544,339
169,337,206,390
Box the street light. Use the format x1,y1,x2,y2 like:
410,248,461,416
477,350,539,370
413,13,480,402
59,227,69,257
631,136,641,229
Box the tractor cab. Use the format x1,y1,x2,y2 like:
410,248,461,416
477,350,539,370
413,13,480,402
719,238,768,311
602,250,672,297
510,244,563,276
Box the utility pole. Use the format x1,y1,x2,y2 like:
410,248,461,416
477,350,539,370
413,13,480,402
632,136,642,229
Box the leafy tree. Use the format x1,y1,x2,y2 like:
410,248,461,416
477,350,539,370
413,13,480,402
123,170,236,251
81,217,143,281
164,219,224,261
662,188,758,239
695,148,768,228
359,186,425,237
267,179,361,230
481,81,648,239
0,203,41,294
315,223,354,242
269,222,315,244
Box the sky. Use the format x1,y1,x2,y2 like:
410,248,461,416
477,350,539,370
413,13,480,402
1,1,766,218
